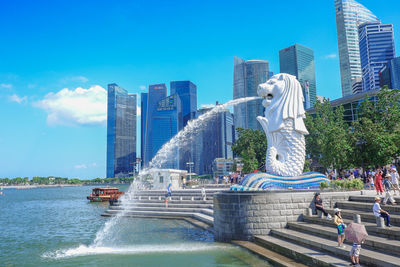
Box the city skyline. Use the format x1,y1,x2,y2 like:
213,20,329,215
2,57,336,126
1,0,400,178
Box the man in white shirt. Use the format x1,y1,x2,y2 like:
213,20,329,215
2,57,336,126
391,168,400,195
373,196,391,227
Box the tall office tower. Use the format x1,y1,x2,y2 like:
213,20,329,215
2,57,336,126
380,57,400,90
193,106,235,175
140,92,148,167
279,44,317,108
233,56,269,131
170,81,198,170
106,84,137,178
359,22,395,92
335,0,379,96
170,81,197,127
142,84,167,167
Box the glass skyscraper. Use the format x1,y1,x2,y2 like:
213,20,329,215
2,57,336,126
141,83,184,168
359,22,395,92
335,0,379,96
380,57,400,90
233,56,269,131
279,43,317,108
106,84,137,178
193,107,235,175
170,81,197,127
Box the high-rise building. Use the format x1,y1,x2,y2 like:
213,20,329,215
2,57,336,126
142,84,168,167
380,57,400,89
141,83,184,169
106,84,137,178
335,0,379,97
170,81,197,127
279,43,317,108
193,106,235,175
140,92,148,167
170,81,198,170
233,57,269,131
359,22,395,92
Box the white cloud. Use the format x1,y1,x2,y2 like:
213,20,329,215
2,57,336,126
91,163,97,167
34,85,107,126
1,83,13,89
324,53,337,59
139,85,146,91
74,164,87,169
9,94,27,104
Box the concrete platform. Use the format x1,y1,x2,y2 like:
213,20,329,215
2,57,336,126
103,209,214,226
270,228,400,267
303,215,400,240
324,207,400,226
254,235,356,267
287,221,400,255
232,240,309,267
336,201,400,213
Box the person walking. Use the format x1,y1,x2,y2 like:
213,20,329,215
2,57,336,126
390,168,400,196
334,208,346,248
373,196,391,227
375,169,384,196
314,193,332,220
382,174,396,205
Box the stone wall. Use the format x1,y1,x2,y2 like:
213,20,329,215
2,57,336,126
213,190,355,241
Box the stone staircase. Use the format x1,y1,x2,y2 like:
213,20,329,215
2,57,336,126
102,188,225,228
254,194,400,267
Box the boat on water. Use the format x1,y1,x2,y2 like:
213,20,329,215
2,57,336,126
87,187,123,202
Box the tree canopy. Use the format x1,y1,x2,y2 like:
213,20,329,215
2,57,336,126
232,128,268,173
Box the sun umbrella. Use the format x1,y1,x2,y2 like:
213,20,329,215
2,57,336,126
345,223,368,243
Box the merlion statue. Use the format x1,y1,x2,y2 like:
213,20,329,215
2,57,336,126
256,73,308,177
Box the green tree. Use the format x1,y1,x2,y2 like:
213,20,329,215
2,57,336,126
305,100,353,171
242,147,258,173
351,88,400,168
232,128,268,172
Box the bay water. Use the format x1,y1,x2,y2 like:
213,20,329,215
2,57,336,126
0,186,270,267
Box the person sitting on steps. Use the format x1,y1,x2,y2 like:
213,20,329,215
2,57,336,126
373,196,391,227
314,193,332,220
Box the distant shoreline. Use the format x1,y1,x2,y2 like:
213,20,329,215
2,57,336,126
1,183,131,190
1,184,83,189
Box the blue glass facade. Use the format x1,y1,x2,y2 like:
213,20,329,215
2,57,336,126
380,57,400,90
193,107,235,175
140,92,148,166
335,0,379,96
142,84,167,167
106,84,137,178
233,57,269,131
170,81,197,127
359,22,395,92
279,44,317,108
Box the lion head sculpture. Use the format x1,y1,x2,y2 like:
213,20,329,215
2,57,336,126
257,73,309,135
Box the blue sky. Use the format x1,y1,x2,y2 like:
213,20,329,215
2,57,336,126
0,0,399,179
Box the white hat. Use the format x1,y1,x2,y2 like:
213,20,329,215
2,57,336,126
334,208,341,213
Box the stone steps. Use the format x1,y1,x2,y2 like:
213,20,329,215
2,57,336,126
270,228,400,267
287,221,400,255
109,205,213,216
103,209,214,226
123,199,214,204
324,207,400,226
336,201,400,214
303,215,400,241
113,202,214,209
254,235,355,267
350,195,400,203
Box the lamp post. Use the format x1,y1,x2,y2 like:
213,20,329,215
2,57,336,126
186,162,194,181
